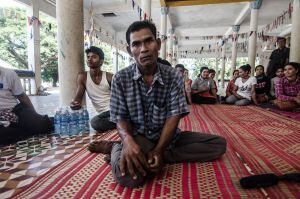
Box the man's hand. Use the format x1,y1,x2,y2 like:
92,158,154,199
120,136,149,179
70,100,82,110
147,149,164,173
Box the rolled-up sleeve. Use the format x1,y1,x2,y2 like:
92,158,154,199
167,74,189,118
110,74,130,123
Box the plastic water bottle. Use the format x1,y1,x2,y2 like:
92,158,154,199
83,107,90,131
69,110,78,136
54,110,61,134
60,109,70,136
78,109,85,132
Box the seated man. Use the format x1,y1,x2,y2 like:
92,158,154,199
70,46,116,132
0,66,52,145
88,20,226,188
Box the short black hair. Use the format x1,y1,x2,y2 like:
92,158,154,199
200,66,209,73
239,64,251,73
126,20,157,45
85,46,104,60
233,69,239,75
208,69,216,74
277,37,286,42
175,64,185,70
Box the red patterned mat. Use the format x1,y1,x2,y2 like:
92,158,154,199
11,106,268,198
188,105,300,198
13,104,299,198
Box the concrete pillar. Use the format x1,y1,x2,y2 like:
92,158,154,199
160,7,168,59
172,36,178,65
215,58,219,83
231,25,240,78
113,48,119,74
290,0,300,63
141,0,151,20
27,0,41,95
248,0,262,75
167,28,174,63
57,0,84,106
221,42,226,88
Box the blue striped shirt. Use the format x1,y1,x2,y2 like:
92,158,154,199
110,62,189,144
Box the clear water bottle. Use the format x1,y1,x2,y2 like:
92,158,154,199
78,109,85,132
83,107,90,131
60,108,70,136
69,110,78,136
54,110,61,134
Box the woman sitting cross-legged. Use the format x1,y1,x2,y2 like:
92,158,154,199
255,65,270,104
272,62,300,111
226,64,258,106
191,67,217,104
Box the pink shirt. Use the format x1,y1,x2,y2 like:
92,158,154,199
275,77,300,101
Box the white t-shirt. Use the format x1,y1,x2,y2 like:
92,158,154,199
0,66,24,110
235,76,257,100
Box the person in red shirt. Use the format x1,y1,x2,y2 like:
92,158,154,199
272,62,300,111
226,70,239,97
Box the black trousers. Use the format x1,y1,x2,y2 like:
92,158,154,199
90,111,116,132
0,103,52,145
191,94,216,104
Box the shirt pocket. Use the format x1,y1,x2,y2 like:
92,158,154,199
151,104,166,129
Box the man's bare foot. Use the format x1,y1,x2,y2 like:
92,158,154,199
88,140,120,154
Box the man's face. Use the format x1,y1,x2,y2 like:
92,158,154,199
86,52,103,69
277,39,286,49
127,28,161,70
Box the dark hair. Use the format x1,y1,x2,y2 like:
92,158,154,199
275,67,284,72
85,46,104,60
175,64,185,70
126,20,157,45
157,57,171,66
208,69,216,74
239,64,251,73
277,37,286,42
233,69,239,75
200,66,209,74
284,62,300,76
255,65,264,72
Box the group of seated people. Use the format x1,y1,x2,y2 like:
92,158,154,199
174,61,300,111
1,20,298,189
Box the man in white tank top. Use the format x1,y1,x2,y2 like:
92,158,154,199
70,46,116,132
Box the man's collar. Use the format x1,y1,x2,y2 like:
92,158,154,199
133,63,164,86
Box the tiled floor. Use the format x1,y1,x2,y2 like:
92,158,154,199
0,89,100,198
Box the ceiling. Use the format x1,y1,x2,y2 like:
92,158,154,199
17,0,293,58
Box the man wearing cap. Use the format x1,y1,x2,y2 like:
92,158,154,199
70,46,116,132
266,37,290,79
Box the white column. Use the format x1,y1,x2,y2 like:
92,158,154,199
167,28,174,63
160,7,168,59
27,0,41,95
57,0,84,106
172,38,178,66
215,58,219,83
141,0,151,20
113,48,119,74
221,42,226,88
231,25,240,78
290,0,300,63
248,0,262,75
